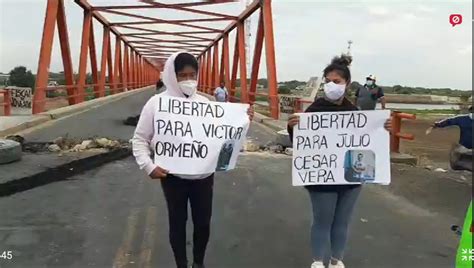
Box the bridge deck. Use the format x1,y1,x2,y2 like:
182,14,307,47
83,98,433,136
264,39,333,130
0,89,469,268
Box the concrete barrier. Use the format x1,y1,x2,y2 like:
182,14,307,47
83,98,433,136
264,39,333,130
41,86,153,119
0,86,154,136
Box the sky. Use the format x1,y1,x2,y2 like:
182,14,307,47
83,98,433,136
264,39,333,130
0,0,472,90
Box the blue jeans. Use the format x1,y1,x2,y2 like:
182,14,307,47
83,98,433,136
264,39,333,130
308,186,362,261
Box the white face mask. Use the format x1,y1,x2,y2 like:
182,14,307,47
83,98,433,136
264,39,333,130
324,82,346,101
178,80,197,97
366,80,374,86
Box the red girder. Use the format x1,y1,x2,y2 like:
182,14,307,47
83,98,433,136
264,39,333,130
33,0,279,119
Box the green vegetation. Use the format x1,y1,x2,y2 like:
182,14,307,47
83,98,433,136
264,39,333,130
49,71,94,85
279,80,306,90
278,85,291,94
235,78,268,88
233,91,268,102
349,81,471,98
395,109,461,115
8,66,35,89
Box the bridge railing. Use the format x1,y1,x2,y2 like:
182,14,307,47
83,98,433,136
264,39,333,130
390,111,416,153
31,81,156,112
32,0,161,114
0,89,11,116
33,0,278,118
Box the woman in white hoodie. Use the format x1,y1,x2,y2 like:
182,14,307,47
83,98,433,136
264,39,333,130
132,52,253,268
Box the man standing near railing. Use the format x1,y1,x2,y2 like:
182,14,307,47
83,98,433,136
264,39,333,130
214,82,228,102
433,106,473,150
433,106,473,171
354,74,386,110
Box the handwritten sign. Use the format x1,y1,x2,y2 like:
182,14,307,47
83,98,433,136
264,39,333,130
279,96,297,114
152,96,250,175
292,110,391,186
8,87,32,108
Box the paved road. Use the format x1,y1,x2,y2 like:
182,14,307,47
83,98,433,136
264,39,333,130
1,89,470,268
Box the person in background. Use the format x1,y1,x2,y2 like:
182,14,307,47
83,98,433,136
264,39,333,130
214,82,228,102
287,55,392,268
156,79,166,94
132,52,254,268
433,106,472,171
123,79,166,126
354,74,386,110
433,106,473,149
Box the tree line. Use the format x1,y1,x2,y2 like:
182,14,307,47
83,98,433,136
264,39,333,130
3,66,96,91
4,67,471,98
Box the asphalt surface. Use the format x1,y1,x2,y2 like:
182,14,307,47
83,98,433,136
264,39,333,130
0,89,470,268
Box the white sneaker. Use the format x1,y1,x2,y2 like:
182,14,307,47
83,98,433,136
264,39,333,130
311,261,325,268
328,260,345,268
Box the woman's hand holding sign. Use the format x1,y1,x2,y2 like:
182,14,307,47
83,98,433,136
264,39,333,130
384,118,392,132
288,114,300,129
150,166,169,179
247,106,255,121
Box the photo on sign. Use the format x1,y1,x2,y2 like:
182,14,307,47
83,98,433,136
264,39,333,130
215,140,235,172
344,150,376,183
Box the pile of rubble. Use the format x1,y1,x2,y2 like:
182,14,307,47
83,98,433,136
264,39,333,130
244,139,293,156
3,135,127,154
47,137,126,153
243,129,293,156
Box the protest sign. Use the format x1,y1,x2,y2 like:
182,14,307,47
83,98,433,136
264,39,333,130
152,96,250,175
292,110,391,186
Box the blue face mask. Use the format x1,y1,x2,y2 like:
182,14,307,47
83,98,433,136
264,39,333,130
366,80,374,86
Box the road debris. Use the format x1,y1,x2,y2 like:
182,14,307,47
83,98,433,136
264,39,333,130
244,140,260,152
0,139,22,164
48,144,61,152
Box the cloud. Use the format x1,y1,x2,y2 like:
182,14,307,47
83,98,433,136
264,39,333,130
367,6,390,17
401,13,418,20
417,5,437,13
457,45,472,55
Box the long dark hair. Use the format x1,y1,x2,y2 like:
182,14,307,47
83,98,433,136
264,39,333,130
323,54,352,84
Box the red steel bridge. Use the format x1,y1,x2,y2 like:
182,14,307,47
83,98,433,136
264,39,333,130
28,0,279,118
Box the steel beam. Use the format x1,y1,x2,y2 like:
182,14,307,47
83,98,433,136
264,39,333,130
33,0,59,114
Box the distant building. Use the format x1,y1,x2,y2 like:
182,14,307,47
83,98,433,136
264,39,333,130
48,81,59,87
0,73,9,85
306,76,321,88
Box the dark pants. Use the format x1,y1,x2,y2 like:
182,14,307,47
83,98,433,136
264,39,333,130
161,174,214,268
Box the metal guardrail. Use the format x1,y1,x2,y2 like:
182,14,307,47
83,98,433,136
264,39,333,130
390,111,416,153
0,89,11,116
33,81,154,105
0,82,155,116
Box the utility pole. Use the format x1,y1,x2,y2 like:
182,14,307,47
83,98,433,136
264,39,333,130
347,40,353,56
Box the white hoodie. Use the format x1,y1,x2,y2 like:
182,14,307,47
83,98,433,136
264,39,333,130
131,52,210,179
